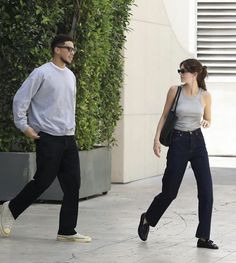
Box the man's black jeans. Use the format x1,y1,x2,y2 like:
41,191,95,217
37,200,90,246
145,128,213,239
9,132,81,235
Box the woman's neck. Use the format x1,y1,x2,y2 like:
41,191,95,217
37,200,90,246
183,82,199,96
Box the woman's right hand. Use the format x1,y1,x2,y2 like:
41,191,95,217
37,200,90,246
153,140,161,158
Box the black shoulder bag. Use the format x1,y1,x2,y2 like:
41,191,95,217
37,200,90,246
160,85,182,146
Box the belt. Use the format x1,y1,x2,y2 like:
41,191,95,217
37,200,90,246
173,128,201,135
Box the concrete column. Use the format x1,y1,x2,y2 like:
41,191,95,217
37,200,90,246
112,0,193,183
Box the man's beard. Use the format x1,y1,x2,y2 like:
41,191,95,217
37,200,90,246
60,56,71,65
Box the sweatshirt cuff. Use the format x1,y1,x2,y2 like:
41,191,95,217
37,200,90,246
20,124,29,133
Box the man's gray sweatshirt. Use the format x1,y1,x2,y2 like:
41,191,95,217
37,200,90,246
13,62,76,136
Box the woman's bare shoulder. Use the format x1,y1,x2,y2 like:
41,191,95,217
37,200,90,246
165,85,180,104
168,85,179,95
202,90,211,98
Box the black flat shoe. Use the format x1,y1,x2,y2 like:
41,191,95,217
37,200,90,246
197,239,219,249
138,213,150,241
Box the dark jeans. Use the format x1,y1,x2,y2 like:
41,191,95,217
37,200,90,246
145,128,213,239
9,132,81,235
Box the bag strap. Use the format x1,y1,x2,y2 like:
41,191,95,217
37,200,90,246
171,85,182,112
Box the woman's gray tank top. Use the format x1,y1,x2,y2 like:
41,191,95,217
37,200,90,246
174,87,204,131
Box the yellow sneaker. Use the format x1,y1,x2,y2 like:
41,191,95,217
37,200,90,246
57,233,92,243
0,201,14,237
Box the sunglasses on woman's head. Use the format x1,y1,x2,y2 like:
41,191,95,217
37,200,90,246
177,68,188,74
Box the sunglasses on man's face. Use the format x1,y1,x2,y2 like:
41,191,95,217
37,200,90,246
177,68,188,74
57,46,77,54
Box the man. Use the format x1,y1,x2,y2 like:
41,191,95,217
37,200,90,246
0,34,91,242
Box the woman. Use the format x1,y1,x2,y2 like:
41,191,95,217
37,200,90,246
138,58,218,249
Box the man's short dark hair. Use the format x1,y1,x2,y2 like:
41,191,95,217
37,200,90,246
51,34,74,53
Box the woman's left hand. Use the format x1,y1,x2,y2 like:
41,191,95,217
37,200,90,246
201,119,210,128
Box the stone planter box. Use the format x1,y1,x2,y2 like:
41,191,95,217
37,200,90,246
0,147,111,201
0,152,36,201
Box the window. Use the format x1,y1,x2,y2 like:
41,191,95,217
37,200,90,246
197,0,236,77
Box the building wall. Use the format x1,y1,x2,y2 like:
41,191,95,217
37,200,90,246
203,81,236,156
111,0,194,183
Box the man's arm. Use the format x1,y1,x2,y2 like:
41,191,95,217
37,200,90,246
13,68,43,139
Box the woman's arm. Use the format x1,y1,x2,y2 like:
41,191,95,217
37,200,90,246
153,85,178,157
201,91,212,128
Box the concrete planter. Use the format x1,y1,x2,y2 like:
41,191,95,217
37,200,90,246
0,147,111,201
0,152,36,201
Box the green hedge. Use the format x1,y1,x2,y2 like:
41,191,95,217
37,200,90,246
0,0,133,151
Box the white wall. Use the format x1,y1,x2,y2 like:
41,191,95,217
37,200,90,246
111,0,194,183
164,0,197,54
203,81,236,156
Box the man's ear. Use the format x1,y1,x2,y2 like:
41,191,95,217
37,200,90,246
53,47,60,55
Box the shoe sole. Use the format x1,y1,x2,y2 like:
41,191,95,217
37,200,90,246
197,245,219,249
0,205,10,237
57,236,92,243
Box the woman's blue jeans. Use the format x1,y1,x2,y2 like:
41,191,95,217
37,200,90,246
145,128,213,239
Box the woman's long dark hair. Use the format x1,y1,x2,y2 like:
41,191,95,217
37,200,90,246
180,58,208,90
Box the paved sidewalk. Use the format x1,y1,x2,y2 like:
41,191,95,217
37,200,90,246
0,164,236,263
